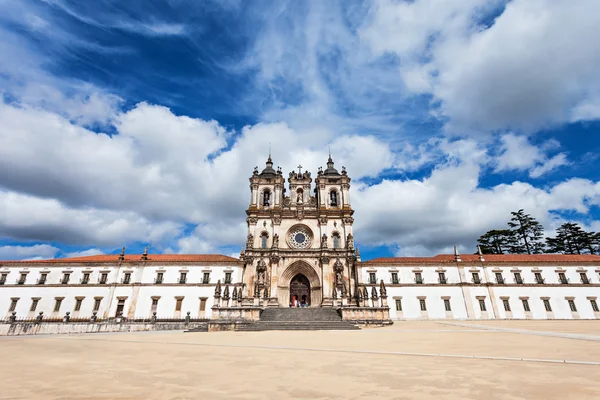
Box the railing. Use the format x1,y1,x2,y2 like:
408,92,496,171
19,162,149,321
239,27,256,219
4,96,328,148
17,279,26,285
155,278,163,284
415,278,423,284
179,278,187,284
391,279,399,284
559,278,569,285
581,276,590,284
224,279,232,284
202,279,210,284
472,278,481,284
98,278,107,284
496,277,505,284
81,278,89,284
37,278,46,285
514,277,523,284
61,278,70,285
438,278,447,284
0,280,5,285
122,278,131,284
535,277,545,284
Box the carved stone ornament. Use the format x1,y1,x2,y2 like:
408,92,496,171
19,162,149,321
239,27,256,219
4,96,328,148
333,259,344,284
272,216,282,225
283,197,291,206
257,259,267,283
371,286,378,300
319,216,328,225
332,286,338,299
309,197,316,206
362,286,369,299
343,217,354,225
379,279,387,296
223,285,230,300
321,234,328,248
320,256,330,264
341,281,347,296
247,217,258,225
272,233,279,249
346,233,354,249
269,255,280,264
232,287,238,301
214,280,222,297
296,207,304,220
246,234,254,249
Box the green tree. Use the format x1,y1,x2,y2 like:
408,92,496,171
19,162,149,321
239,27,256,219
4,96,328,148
477,229,514,254
508,209,545,254
545,222,587,254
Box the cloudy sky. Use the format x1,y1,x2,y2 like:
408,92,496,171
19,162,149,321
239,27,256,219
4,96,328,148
1,0,599,260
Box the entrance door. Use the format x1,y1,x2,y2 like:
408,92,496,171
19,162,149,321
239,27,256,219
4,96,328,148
290,274,310,307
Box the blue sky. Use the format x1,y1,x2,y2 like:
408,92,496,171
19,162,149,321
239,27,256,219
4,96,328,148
1,0,599,260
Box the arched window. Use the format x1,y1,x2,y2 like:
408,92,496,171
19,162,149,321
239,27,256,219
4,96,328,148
330,190,338,207
332,233,340,249
263,190,271,207
261,233,268,249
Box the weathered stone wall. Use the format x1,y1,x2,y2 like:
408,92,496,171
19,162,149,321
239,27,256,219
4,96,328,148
339,307,392,326
0,321,207,336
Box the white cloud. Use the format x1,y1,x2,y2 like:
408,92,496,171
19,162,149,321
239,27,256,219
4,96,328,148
64,248,104,258
361,0,600,133
529,153,569,178
0,244,59,261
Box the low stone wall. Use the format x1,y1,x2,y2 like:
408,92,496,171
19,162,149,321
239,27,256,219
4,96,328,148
0,321,208,336
339,307,393,326
211,306,262,321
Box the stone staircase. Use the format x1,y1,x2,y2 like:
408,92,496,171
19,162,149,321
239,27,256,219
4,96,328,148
236,308,360,331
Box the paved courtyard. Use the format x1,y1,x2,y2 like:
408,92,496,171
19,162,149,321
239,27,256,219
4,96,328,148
2,321,600,400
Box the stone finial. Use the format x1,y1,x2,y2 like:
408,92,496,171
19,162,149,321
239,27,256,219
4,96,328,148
371,286,378,300
232,287,238,301
362,286,369,300
357,288,363,300
141,246,148,261
355,247,361,261
214,280,222,297
9,312,16,323
454,245,461,262
477,245,485,262
379,280,387,297
119,246,125,261
223,285,230,300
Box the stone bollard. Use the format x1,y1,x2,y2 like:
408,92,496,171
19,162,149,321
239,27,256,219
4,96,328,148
151,312,157,324
36,311,44,324
185,311,191,325
63,311,71,323
90,311,97,323
9,312,16,323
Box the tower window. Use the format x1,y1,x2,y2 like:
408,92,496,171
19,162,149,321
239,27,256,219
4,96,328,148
332,233,340,249
263,190,271,207
261,233,268,249
330,191,338,207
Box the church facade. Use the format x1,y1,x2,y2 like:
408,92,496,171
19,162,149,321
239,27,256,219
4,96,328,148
1,156,600,323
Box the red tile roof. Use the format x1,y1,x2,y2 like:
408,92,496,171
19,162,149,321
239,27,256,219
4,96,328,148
363,254,600,264
0,254,239,264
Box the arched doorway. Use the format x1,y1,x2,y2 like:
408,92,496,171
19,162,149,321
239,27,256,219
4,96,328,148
290,274,311,307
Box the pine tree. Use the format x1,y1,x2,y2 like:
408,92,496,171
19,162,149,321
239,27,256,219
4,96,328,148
507,209,545,254
546,223,599,254
477,229,514,254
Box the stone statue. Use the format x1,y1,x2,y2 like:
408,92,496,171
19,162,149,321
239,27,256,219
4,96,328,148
246,234,254,249
257,259,267,283
341,281,347,297
332,286,338,299
346,234,354,249
333,259,344,284
272,234,279,249
321,234,328,248
263,286,269,299
297,192,303,203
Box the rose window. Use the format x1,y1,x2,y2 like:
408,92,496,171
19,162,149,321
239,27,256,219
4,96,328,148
288,226,312,249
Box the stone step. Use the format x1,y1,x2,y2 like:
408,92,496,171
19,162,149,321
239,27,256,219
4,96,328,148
235,321,360,331
260,307,343,322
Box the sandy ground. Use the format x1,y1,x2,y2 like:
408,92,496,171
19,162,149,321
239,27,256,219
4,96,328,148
1,321,600,400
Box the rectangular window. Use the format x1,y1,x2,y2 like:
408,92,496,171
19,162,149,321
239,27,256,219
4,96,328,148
568,299,577,312
438,272,447,284
202,272,210,284
123,273,131,284
93,298,102,311
179,272,187,284
522,299,531,312
472,272,480,284
415,272,423,284
580,273,590,284
444,299,451,312
156,272,163,284
30,298,39,312
53,298,63,312
61,273,70,284
534,272,544,284
503,299,511,312
495,272,504,284
18,273,27,285
175,298,183,312
151,298,159,313
115,299,125,317
199,298,207,311
479,299,487,311
0,273,7,285
391,272,399,284
419,299,427,311
74,298,83,312
369,272,377,284
395,299,402,311
38,273,47,284
9,298,19,312
590,299,599,312
81,273,90,284
225,272,232,284
543,299,552,312
99,273,108,284
558,272,568,284
514,272,523,284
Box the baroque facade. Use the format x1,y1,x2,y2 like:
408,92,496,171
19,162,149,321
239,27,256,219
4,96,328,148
1,156,600,322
